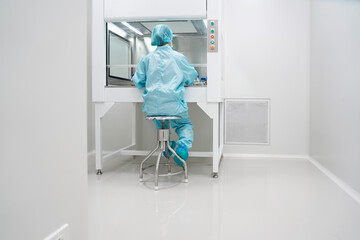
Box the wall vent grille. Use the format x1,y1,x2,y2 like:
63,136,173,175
225,99,270,145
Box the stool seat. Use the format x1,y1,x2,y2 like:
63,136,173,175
146,116,181,121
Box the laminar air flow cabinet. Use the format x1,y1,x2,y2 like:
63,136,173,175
92,0,224,177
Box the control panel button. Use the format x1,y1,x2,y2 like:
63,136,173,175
207,19,218,53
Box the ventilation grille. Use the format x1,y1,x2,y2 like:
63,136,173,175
225,99,270,144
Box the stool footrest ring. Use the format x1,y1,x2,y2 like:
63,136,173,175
143,169,185,177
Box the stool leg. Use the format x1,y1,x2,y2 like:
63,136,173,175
154,151,162,190
167,158,171,173
139,144,159,182
165,143,171,173
167,142,188,183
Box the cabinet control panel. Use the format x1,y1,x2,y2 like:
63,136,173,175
207,19,218,52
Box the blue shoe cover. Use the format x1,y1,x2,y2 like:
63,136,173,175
174,146,188,166
163,141,176,158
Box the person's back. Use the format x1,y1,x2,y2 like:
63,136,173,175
132,24,197,165
133,35,197,116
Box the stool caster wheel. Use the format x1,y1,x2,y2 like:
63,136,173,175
139,178,143,182
154,186,159,191
184,179,189,183
213,173,218,178
96,170,103,175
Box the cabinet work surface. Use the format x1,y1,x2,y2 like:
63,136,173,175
103,86,208,102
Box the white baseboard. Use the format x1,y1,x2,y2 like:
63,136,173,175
222,153,308,160
308,157,360,205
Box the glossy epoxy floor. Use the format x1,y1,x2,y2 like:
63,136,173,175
88,156,360,240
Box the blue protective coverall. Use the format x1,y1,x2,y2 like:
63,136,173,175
132,44,198,149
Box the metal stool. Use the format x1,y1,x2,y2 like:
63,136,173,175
139,116,188,190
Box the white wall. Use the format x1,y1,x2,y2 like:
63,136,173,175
0,1,88,239
100,103,133,150
223,0,310,155
310,0,360,192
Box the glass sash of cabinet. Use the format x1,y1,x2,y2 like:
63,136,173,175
106,20,208,87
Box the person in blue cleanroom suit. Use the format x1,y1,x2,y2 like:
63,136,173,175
132,24,198,166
